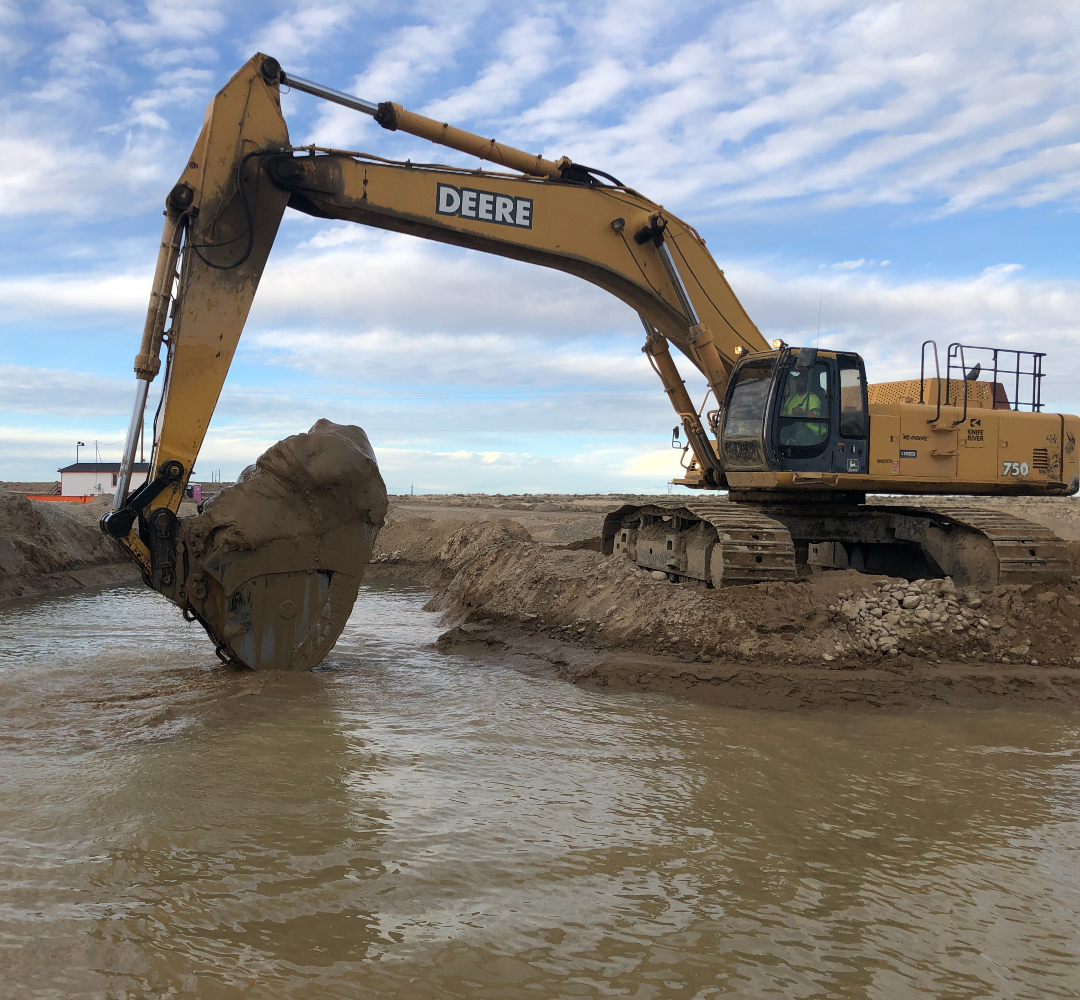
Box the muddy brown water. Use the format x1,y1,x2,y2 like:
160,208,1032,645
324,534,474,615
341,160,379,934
1,582,1079,999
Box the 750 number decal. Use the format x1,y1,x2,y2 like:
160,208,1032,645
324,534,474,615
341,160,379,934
1002,461,1029,477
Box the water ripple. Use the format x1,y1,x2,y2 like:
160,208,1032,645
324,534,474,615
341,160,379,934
0,581,1078,998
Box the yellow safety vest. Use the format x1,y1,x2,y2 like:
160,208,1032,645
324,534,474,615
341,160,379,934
782,391,822,418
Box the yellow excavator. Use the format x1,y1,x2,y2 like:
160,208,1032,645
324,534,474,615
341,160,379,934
102,54,1079,669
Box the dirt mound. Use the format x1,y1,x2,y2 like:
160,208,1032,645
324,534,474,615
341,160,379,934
0,482,60,494
179,420,388,670
0,493,137,601
369,515,1080,707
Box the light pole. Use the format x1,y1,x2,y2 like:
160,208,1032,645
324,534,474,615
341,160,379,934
76,441,86,464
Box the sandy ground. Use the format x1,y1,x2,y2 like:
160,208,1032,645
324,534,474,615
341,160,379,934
0,494,138,601
369,494,1080,710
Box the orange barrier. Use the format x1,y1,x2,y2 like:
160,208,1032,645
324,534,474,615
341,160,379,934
26,494,95,503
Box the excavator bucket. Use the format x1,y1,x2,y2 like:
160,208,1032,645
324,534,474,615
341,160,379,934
175,420,387,670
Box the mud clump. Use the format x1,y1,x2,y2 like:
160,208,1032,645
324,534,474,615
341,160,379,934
0,493,137,602
179,420,387,671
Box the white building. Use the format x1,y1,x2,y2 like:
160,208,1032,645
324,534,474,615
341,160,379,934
57,462,149,497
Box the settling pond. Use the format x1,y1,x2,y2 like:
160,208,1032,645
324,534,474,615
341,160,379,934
1,581,1078,999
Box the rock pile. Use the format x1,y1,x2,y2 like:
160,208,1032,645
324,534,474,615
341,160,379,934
832,578,991,657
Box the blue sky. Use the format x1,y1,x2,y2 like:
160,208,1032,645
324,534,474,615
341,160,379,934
1,0,1078,493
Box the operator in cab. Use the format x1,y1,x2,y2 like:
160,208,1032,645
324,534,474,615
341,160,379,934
780,368,828,446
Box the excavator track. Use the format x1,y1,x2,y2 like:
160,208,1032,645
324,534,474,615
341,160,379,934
603,501,797,586
604,499,1074,590
897,504,1072,586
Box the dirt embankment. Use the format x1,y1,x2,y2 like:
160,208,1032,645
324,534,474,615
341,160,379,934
0,494,140,601
369,495,1080,710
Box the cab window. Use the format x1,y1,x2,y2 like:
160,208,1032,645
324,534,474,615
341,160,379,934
721,358,775,470
838,358,868,438
777,363,830,457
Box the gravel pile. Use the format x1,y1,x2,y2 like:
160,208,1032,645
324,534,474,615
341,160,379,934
831,578,991,657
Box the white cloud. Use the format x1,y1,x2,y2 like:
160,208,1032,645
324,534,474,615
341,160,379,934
422,13,562,122
623,448,686,479
490,0,1080,216
136,45,219,69
368,443,687,494
303,5,485,148
0,3,25,60
9,231,1080,414
519,58,634,128
0,268,149,316
39,0,114,81
248,326,649,390
102,66,217,132
247,2,360,66
9,253,1080,485
8,1,1080,221
248,228,637,342
5,0,1080,489
0,108,168,216
0,424,131,480
0,365,133,415
115,0,226,48
729,258,1080,405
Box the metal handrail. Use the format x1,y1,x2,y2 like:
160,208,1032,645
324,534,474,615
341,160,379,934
951,343,970,426
920,340,942,424
942,343,1046,413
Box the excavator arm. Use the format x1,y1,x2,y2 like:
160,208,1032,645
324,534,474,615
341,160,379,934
108,54,769,542
105,55,292,577
102,52,772,668
265,146,770,484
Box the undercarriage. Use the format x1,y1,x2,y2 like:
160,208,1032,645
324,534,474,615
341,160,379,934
602,499,1072,590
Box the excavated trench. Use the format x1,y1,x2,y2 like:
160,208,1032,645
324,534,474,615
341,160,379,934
6,479,1080,707
1,421,388,673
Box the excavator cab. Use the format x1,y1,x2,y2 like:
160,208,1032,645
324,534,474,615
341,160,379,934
720,348,869,475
